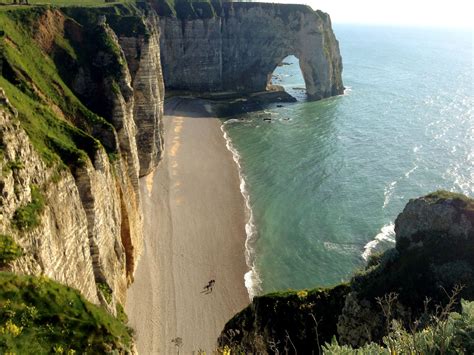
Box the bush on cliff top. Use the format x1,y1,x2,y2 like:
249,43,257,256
323,300,474,354
0,272,133,353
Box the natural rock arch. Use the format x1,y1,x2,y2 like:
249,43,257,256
158,3,344,100
267,55,305,95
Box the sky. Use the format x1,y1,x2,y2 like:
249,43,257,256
259,0,474,28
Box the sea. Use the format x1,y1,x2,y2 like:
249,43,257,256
222,25,473,298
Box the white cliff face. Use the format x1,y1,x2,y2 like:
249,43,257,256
159,3,344,100
0,9,165,314
119,13,165,177
0,107,99,304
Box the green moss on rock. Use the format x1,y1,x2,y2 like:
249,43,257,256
425,190,474,213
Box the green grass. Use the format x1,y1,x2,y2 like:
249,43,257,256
425,190,474,213
97,282,112,304
12,185,45,230
0,0,133,8
152,0,220,19
0,235,23,266
0,5,137,171
0,272,133,353
0,8,113,168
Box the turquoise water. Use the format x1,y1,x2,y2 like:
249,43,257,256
223,25,473,297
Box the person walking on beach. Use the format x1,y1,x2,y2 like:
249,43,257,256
201,279,216,294
208,279,215,292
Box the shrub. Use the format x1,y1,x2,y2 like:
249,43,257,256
323,300,474,354
0,235,22,266
12,185,45,230
97,282,113,304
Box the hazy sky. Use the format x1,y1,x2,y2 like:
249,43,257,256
262,0,473,28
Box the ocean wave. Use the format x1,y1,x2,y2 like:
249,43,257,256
225,118,244,124
362,223,396,261
383,181,397,209
220,123,261,299
404,165,418,178
344,86,352,95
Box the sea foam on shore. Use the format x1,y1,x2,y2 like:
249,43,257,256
362,222,396,261
221,121,261,299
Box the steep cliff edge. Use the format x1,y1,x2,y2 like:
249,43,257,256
155,1,344,100
219,191,474,353
0,4,164,314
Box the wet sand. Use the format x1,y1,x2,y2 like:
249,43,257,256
126,97,250,354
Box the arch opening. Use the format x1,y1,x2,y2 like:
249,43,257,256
267,55,307,101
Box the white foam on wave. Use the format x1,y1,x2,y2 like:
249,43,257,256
362,223,396,261
344,86,352,95
404,165,418,178
220,122,261,300
383,181,397,209
225,118,244,124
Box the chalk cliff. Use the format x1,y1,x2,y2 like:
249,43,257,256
1,1,343,314
0,6,164,314
157,2,344,100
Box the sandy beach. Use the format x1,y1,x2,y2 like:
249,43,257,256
126,97,250,354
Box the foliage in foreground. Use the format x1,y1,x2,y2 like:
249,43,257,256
323,300,474,354
0,272,133,353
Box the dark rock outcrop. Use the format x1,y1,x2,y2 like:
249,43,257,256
338,191,474,347
157,2,344,100
219,191,474,353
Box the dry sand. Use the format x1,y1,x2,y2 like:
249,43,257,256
126,97,250,354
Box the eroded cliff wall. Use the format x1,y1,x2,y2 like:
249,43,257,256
0,5,164,313
157,2,344,100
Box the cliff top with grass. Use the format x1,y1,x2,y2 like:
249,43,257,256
0,272,132,353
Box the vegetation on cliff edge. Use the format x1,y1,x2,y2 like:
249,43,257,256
220,191,474,353
0,272,133,353
324,299,474,354
0,3,152,171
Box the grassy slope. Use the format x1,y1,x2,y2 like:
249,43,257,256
0,3,149,166
0,272,132,353
0,6,112,168
0,0,132,6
